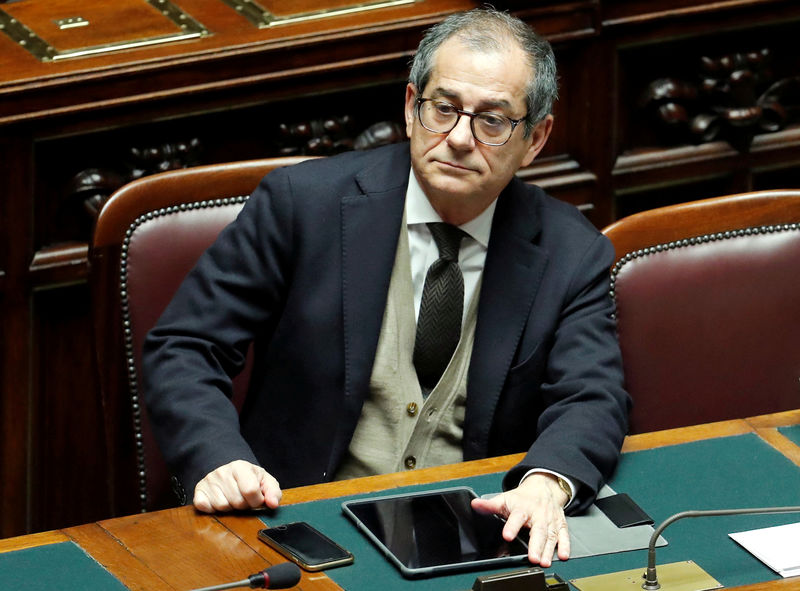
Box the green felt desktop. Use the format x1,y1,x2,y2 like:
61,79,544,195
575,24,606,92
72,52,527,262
779,425,800,448
259,434,800,591
0,540,128,591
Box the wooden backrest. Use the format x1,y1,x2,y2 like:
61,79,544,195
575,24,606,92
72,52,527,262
603,190,800,433
90,157,310,514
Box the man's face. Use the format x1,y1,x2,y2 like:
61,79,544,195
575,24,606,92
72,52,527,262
405,36,552,223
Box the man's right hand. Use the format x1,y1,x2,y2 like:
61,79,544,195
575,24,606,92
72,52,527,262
193,460,282,513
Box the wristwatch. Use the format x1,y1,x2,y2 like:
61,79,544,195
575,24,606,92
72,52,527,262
556,476,572,506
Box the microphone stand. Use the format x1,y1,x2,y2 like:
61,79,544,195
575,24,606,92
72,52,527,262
643,506,800,590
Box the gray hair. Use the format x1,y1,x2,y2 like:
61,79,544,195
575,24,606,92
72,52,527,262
408,7,558,136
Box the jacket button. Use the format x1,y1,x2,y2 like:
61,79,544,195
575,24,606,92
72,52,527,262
170,476,187,505
404,456,417,469
406,402,418,416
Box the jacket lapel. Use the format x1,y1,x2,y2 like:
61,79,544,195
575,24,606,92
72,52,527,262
338,145,409,434
464,178,548,459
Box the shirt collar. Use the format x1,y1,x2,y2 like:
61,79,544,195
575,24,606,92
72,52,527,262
405,168,496,248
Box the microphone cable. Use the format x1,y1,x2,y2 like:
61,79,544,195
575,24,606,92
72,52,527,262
189,561,302,591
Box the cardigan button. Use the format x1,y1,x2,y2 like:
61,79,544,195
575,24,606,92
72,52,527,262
406,402,418,416
404,456,417,469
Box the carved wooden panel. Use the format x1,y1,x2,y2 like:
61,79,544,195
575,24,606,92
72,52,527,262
636,48,799,152
612,15,800,215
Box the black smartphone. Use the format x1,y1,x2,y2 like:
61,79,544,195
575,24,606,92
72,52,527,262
258,522,354,571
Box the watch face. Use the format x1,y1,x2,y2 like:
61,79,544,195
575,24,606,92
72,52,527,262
557,478,572,503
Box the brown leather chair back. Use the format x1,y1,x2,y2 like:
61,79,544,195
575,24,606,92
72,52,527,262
602,190,800,434
91,157,310,514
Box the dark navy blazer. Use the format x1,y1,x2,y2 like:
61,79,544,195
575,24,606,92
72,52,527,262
143,142,630,511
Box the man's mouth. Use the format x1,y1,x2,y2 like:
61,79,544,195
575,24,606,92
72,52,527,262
437,159,475,173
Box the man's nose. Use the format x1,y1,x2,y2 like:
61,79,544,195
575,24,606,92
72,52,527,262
446,114,475,149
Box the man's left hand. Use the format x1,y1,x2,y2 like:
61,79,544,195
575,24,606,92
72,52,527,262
470,473,570,567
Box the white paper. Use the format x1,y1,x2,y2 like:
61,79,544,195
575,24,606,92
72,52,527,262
729,521,800,578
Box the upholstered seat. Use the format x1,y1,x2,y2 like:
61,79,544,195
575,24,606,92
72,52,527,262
602,190,800,434
90,157,309,514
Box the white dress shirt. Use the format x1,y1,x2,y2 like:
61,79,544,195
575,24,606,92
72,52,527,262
405,169,494,324
404,169,576,507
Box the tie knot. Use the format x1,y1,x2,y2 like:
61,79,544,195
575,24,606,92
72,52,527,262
428,222,465,262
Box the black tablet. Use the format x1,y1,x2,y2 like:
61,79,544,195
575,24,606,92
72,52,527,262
341,486,529,578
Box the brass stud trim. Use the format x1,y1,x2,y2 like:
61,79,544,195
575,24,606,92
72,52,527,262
120,195,249,511
609,223,800,312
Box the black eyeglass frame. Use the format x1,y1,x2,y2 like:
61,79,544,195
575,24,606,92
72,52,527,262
415,97,527,146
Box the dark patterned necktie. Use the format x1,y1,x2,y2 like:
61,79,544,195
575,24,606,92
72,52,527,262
413,222,467,391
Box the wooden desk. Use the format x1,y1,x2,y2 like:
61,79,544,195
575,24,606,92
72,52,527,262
2,410,799,590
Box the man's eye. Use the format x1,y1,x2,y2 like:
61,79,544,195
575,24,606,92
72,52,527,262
479,113,506,128
434,103,457,115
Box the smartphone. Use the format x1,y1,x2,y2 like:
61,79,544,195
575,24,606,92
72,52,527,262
258,522,354,571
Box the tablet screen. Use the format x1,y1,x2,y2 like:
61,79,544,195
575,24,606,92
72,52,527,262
342,487,528,577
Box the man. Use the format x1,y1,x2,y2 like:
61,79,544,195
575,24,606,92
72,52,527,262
143,8,629,567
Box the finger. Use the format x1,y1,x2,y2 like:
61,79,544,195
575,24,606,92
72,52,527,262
195,476,238,512
260,472,282,509
537,526,560,568
211,468,251,510
193,488,214,513
194,461,252,512
501,507,530,543
471,496,507,518
557,521,571,561
526,518,549,565
215,480,248,511
232,465,268,509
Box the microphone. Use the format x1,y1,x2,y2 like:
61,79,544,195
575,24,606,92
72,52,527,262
643,505,800,590
189,562,302,591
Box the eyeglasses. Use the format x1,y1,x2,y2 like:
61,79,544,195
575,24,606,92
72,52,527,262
415,97,526,146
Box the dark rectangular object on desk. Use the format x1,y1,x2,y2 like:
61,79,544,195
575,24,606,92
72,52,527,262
594,493,654,528
341,486,529,578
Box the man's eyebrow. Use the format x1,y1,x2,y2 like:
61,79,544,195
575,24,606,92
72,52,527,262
429,87,514,111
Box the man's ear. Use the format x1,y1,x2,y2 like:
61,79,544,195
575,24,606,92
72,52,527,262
404,83,418,139
521,114,554,168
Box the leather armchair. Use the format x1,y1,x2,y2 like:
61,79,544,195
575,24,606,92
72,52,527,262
90,156,310,514
602,190,800,434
